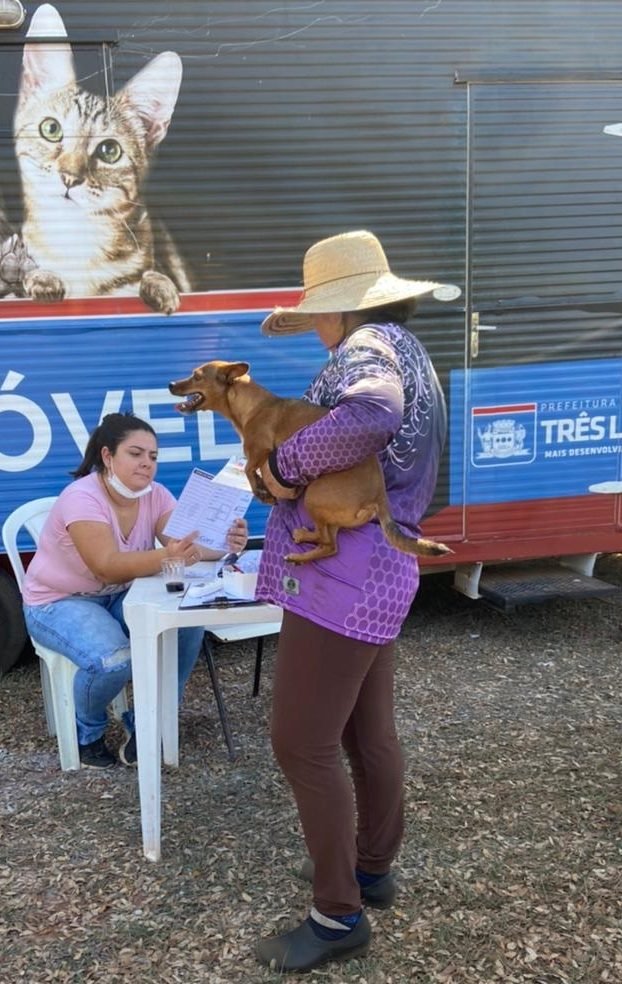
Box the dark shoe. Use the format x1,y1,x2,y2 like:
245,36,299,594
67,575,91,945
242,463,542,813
356,871,396,909
119,729,137,767
298,857,396,909
79,736,116,770
256,912,371,973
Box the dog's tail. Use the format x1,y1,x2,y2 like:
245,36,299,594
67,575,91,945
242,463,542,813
379,512,452,558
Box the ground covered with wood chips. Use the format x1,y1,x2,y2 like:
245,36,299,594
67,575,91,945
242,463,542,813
1,555,621,984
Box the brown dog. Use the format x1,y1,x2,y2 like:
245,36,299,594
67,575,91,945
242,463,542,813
169,360,451,564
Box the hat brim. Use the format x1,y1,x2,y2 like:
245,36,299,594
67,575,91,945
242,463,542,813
261,272,442,336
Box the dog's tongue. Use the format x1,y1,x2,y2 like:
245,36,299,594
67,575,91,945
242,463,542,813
175,394,201,413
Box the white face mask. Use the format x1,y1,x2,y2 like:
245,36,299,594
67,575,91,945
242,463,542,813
106,463,152,500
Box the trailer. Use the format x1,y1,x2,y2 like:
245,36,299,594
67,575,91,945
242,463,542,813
1,1,621,666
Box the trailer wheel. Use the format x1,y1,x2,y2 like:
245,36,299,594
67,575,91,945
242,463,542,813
0,570,27,676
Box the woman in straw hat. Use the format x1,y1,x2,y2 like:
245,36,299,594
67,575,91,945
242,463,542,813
254,230,447,973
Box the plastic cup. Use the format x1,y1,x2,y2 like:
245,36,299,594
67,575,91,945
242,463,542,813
161,558,185,593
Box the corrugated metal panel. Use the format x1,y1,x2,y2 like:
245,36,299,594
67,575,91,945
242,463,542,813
5,2,622,343
469,81,622,367
3,1,622,293
1,0,468,292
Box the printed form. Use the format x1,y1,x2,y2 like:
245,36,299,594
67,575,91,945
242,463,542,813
163,461,253,551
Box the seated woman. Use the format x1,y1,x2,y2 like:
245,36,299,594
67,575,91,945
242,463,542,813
22,411,247,770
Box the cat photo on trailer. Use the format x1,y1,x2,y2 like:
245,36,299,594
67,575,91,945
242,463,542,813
0,3,190,312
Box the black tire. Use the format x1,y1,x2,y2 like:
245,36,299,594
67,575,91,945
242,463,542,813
0,570,27,676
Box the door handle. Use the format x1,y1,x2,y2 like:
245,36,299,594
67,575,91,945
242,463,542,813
470,311,497,358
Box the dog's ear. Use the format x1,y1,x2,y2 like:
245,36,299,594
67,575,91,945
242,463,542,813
224,362,250,383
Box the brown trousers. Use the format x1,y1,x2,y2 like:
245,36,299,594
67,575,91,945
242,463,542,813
271,610,404,915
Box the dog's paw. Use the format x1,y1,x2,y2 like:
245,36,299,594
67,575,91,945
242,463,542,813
255,489,278,506
23,268,66,302
253,476,277,505
139,270,180,315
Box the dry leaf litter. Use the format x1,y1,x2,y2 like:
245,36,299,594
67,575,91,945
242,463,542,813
1,555,621,984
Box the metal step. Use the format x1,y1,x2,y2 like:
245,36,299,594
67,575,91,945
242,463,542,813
477,564,620,611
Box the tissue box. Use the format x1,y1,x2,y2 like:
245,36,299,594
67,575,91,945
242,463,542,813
222,570,258,601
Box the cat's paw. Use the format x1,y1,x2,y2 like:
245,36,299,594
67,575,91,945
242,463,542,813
139,270,180,315
23,268,66,302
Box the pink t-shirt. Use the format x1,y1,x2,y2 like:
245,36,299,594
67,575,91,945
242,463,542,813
22,473,176,606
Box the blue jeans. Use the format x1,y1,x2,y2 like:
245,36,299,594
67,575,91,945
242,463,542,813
24,590,205,746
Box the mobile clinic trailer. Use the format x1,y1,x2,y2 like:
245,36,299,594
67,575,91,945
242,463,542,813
1,0,621,664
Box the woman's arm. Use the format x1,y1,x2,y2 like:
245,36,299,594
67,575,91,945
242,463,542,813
266,330,405,493
68,521,199,585
70,511,248,586
268,393,403,493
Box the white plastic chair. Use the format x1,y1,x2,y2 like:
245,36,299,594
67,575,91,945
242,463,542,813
2,497,128,771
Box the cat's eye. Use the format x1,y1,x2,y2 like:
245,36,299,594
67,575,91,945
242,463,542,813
95,140,122,164
39,118,63,143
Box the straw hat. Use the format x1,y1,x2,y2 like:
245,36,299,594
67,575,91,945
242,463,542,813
261,230,443,336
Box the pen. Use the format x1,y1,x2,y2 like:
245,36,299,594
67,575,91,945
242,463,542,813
218,552,241,575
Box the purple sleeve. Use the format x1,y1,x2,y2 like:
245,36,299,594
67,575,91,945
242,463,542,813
274,387,403,487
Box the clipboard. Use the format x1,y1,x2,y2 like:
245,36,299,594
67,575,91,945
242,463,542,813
178,594,262,611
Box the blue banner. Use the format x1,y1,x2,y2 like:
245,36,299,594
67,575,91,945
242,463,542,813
0,308,326,546
450,357,622,505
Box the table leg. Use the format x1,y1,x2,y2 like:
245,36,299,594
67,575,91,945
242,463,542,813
161,628,179,767
128,622,162,862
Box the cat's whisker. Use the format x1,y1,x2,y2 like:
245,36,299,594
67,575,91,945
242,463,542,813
118,216,141,251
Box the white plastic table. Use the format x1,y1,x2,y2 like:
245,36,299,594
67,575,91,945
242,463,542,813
123,564,282,861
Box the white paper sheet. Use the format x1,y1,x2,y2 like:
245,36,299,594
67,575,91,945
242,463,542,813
163,466,253,551
212,454,253,491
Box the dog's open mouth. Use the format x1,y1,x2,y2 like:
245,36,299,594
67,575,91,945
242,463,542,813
175,392,203,413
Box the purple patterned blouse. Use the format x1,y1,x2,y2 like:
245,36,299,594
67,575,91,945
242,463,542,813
255,321,446,644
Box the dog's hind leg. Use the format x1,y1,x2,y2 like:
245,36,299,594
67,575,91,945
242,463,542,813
291,526,321,544
285,523,339,564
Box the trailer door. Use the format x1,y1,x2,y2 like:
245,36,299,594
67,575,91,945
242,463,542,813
461,79,622,542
